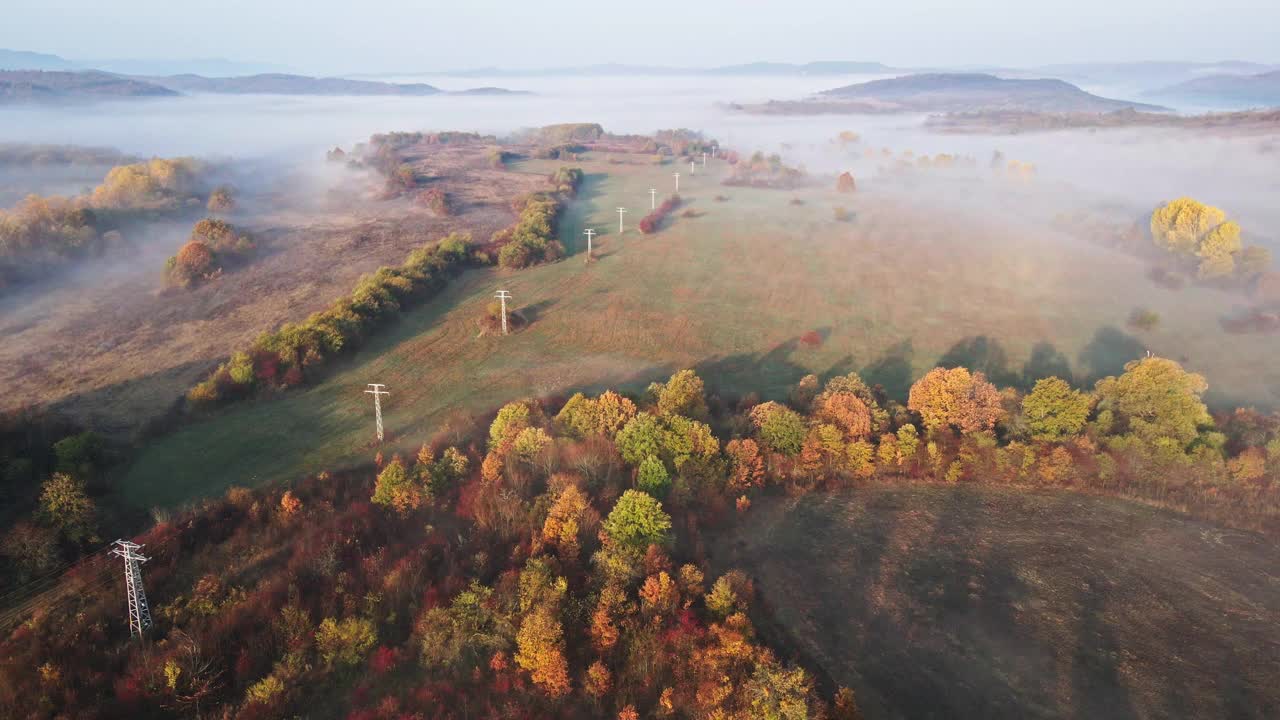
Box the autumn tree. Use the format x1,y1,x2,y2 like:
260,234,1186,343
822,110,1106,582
489,400,537,450
585,660,612,698
556,390,637,438
1094,356,1212,449
640,570,679,617
167,240,215,286
1149,197,1263,280
39,472,95,542
315,616,377,666
515,604,570,696
907,367,1004,435
1150,197,1226,255
816,372,889,433
836,172,856,193
1196,220,1242,279
816,391,873,440
725,438,765,490
1,522,60,583
370,457,423,515
1022,377,1093,442
542,484,592,560
206,186,234,213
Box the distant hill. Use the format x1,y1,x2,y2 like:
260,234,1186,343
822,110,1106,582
78,57,293,77
0,70,177,102
448,86,531,96
1035,61,1277,88
812,73,1163,113
0,49,78,71
387,61,900,78
143,73,440,95
1148,70,1280,107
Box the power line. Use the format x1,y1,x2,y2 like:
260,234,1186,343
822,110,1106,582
0,544,112,605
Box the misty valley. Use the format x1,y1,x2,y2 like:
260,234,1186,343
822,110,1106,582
2,31,1280,720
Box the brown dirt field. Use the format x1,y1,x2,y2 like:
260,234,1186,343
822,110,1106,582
0,141,547,435
709,484,1280,720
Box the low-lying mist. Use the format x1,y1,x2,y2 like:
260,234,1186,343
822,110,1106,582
2,73,1278,422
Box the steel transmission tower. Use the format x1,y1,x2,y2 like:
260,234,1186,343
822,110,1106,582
112,540,152,638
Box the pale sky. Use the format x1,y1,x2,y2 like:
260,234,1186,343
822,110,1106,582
3,0,1276,74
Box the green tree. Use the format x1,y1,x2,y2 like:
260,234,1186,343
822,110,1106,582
616,412,664,466
1094,356,1212,448
371,457,422,515
601,490,672,550
51,431,104,479
749,402,807,455
489,401,534,449
636,455,671,498
656,369,709,419
1022,377,1093,442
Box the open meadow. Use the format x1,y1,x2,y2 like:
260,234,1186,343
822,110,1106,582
120,153,1280,507
709,484,1280,719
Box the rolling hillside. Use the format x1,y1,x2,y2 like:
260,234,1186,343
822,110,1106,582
1150,70,1280,107
818,73,1164,112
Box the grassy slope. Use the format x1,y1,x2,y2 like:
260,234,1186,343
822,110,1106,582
120,155,1280,508
709,485,1280,720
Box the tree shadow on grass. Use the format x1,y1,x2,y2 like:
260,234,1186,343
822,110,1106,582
558,172,610,257
1079,326,1146,385
938,335,1019,388
1022,341,1074,387
861,339,915,401
520,298,557,325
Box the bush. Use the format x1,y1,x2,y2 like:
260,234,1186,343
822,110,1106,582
418,187,451,216
638,195,682,235
494,186,575,269
206,186,234,213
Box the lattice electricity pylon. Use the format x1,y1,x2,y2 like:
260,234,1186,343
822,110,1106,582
112,539,152,638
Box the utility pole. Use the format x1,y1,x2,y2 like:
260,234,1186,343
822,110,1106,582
494,290,512,335
112,540,151,639
673,173,680,192
649,188,657,210
364,383,389,442
616,207,627,233
583,228,595,262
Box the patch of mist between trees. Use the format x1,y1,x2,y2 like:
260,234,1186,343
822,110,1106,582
0,218,195,327
751,118,1279,252
0,166,121,207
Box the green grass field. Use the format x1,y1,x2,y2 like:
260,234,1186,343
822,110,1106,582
120,155,1280,508
709,485,1280,719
